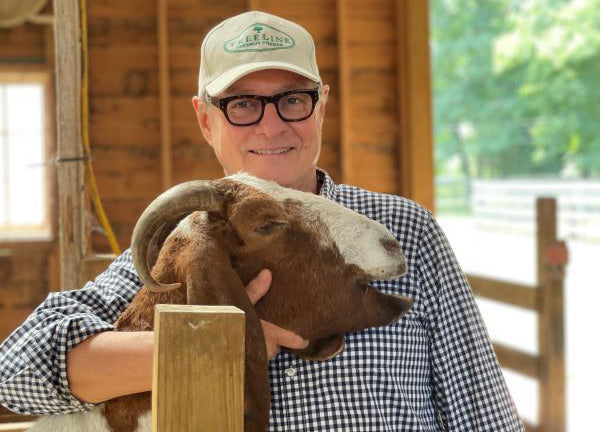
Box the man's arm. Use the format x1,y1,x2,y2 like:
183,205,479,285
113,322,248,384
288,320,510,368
0,250,140,414
66,331,154,403
419,213,525,431
1,260,308,411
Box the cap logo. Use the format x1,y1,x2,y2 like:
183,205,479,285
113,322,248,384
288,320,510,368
224,23,296,53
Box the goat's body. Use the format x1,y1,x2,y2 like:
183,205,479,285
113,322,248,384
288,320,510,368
27,405,151,432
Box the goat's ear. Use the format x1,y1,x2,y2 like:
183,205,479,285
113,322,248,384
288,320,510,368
290,334,345,361
184,254,271,431
226,194,288,229
185,250,251,309
183,248,269,367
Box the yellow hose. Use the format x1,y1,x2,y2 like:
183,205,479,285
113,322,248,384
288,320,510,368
79,0,121,254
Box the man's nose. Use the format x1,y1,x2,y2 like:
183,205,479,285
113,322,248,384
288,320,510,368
254,102,287,137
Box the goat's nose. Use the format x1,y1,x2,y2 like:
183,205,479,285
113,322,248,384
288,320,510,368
380,238,401,254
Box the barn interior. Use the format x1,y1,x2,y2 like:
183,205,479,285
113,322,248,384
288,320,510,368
1,1,596,431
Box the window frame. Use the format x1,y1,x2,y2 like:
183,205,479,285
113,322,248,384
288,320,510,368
0,66,55,243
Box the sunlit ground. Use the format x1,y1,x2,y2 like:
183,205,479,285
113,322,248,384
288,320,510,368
439,215,599,431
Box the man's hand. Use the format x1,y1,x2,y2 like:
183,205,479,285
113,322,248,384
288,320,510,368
246,269,309,359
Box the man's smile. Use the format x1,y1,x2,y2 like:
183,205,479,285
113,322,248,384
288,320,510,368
249,147,294,155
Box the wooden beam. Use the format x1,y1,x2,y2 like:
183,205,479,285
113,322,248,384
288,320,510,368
334,0,400,193
336,0,352,185
468,275,538,310
493,342,539,378
395,0,434,211
80,253,116,285
536,198,566,432
158,0,173,190
153,305,245,432
53,0,88,290
44,22,58,245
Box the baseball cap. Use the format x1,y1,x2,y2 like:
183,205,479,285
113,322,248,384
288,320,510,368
198,11,322,97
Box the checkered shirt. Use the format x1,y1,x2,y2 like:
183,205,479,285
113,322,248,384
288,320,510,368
0,169,524,431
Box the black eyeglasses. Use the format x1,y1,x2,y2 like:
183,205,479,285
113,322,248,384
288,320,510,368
209,88,320,126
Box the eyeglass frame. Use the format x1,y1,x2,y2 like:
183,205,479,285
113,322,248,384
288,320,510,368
208,88,321,126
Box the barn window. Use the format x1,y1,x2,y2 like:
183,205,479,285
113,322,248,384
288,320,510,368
0,72,51,240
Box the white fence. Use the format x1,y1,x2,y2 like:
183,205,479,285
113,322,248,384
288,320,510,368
471,179,600,242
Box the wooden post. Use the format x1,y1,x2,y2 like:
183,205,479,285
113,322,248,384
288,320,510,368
395,0,434,211
158,0,173,191
80,254,116,285
53,0,88,290
537,198,567,432
467,197,567,432
336,0,353,186
153,305,245,432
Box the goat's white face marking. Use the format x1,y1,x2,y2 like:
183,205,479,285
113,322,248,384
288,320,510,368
231,173,407,280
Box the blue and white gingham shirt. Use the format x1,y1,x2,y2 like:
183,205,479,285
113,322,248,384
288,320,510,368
0,169,524,431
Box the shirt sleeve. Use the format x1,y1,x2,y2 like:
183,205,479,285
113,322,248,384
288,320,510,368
0,249,142,415
417,213,525,431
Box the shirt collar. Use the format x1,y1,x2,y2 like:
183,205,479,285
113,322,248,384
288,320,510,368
316,167,337,200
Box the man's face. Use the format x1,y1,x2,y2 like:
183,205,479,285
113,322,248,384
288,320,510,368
193,69,329,193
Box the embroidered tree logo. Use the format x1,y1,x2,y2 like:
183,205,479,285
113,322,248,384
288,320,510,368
224,23,296,52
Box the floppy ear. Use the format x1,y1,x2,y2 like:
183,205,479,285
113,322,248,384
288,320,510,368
184,248,270,432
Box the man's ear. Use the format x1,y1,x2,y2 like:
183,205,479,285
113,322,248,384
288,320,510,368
192,96,213,145
317,84,329,129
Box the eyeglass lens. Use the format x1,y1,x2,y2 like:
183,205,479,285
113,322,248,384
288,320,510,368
227,92,314,125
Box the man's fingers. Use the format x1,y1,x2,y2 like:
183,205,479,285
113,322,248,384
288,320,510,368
248,271,308,359
261,320,309,351
246,269,272,305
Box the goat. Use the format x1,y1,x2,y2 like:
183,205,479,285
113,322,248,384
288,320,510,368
29,173,412,432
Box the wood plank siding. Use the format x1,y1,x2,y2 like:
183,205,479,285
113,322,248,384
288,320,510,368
0,0,433,341
84,0,433,251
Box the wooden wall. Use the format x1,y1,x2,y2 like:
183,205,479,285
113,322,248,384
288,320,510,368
0,6,59,343
0,0,433,340
85,0,432,252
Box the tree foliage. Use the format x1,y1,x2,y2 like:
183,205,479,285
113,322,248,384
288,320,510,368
431,0,600,181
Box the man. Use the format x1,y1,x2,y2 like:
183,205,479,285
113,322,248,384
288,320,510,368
0,11,524,431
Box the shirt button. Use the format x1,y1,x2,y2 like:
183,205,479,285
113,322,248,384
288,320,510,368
285,367,297,377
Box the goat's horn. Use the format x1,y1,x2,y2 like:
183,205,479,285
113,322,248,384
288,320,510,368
131,180,224,293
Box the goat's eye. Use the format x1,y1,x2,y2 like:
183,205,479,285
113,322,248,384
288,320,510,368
255,220,285,235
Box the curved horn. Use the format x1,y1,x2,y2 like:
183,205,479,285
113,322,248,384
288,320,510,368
131,180,224,293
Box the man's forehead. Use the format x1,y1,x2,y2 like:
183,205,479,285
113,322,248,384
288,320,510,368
219,70,315,96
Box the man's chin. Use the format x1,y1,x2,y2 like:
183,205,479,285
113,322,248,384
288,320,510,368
251,171,292,187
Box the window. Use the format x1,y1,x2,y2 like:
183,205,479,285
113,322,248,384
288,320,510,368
0,71,51,239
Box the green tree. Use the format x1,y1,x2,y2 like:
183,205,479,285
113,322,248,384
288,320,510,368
494,0,600,178
431,0,600,193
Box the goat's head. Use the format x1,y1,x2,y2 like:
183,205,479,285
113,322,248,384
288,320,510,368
131,174,412,359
